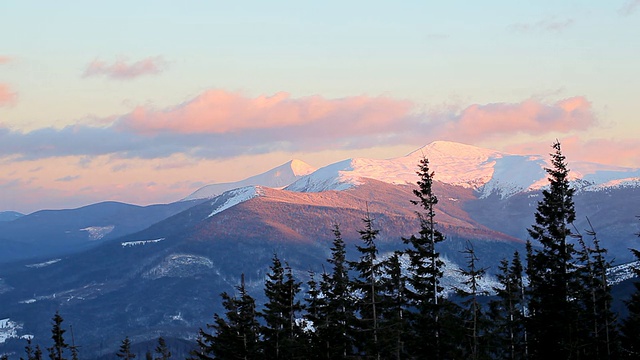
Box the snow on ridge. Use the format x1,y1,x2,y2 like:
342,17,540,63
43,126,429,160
80,225,115,240
25,259,61,268
184,159,316,200
208,186,264,218
121,238,165,248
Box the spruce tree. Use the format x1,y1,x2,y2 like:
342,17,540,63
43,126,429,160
192,274,262,360
620,240,640,358
526,140,581,359
402,156,447,359
378,252,408,360
455,242,489,360
260,254,304,359
488,251,527,360
306,225,357,360
348,212,384,359
154,337,171,360
47,311,68,360
116,336,136,359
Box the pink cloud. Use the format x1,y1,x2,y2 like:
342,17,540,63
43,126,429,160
434,97,595,143
0,56,12,64
82,56,167,80
506,136,640,168
117,90,414,135
0,84,18,106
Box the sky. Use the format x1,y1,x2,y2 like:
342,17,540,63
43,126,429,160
1,1,639,214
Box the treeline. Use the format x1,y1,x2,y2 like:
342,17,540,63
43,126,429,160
6,141,640,359
191,142,640,360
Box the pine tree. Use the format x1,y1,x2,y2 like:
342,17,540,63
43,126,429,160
348,211,383,359
116,336,136,359
402,156,447,359
154,337,171,360
260,254,304,359
21,338,37,360
455,242,489,360
526,140,581,359
305,225,357,360
574,220,617,359
488,251,527,360
47,311,68,360
620,223,640,359
378,252,408,360
192,274,262,360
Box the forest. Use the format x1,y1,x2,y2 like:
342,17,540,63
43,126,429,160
6,141,640,360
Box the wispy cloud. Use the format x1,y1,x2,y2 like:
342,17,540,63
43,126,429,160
0,56,12,64
55,175,81,182
82,56,167,80
0,90,599,162
510,17,574,33
0,84,18,106
619,0,640,15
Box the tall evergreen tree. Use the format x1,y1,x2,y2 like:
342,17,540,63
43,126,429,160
348,211,384,359
116,336,136,359
488,251,527,360
378,252,408,360
620,223,640,359
455,242,489,360
574,220,617,359
402,156,447,359
192,274,262,360
154,337,171,360
305,225,357,360
260,254,304,359
526,140,581,359
47,311,68,360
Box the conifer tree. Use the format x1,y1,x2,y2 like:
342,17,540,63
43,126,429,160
455,242,489,360
47,311,68,360
378,252,408,360
348,212,384,359
154,337,171,360
526,140,581,359
116,336,136,359
402,156,447,358
620,225,640,359
305,225,357,360
488,251,527,360
192,274,262,360
260,254,304,359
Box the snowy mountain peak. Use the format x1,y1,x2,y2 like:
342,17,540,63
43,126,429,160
183,160,316,201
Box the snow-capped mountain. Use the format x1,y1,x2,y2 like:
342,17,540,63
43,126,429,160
183,159,316,200
287,141,640,198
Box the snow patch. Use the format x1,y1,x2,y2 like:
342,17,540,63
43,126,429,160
80,225,115,240
121,238,165,248
208,186,264,218
144,254,215,279
0,318,23,344
25,259,61,268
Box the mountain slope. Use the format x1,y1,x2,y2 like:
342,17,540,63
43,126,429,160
183,159,316,200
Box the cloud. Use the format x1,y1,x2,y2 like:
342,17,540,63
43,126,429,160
0,84,18,106
510,18,574,33
619,0,640,15
432,97,595,143
0,56,12,64
55,175,81,182
0,91,598,161
82,56,167,80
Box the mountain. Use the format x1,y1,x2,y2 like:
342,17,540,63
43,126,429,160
0,140,639,357
0,200,204,263
182,159,316,200
0,211,23,222
288,141,640,198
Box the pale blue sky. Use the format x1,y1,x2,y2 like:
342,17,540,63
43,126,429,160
1,1,639,212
